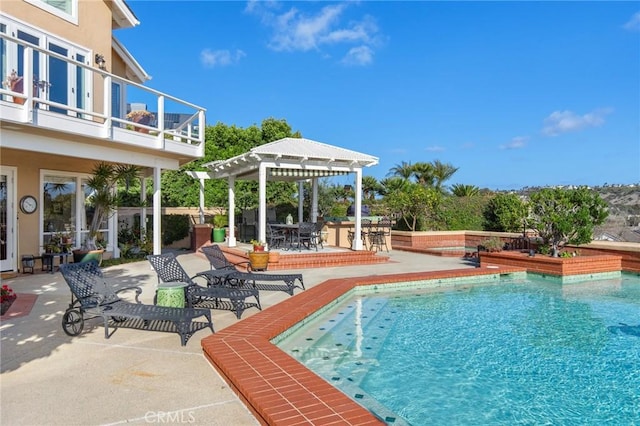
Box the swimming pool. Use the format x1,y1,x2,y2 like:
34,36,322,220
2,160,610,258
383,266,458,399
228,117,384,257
276,274,640,424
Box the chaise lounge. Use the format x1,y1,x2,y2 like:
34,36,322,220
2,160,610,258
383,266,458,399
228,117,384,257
147,253,261,319
59,261,214,346
200,244,305,295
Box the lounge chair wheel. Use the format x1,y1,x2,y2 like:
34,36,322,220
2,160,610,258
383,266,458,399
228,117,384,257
111,316,127,322
62,308,84,336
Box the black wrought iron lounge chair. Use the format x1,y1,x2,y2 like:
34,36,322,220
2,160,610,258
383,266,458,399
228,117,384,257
147,253,261,319
59,260,213,346
200,245,305,295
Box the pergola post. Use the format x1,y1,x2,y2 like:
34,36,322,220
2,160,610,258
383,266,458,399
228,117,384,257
297,181,304,223
228,176,236,246
311,178,319,222
352,169,364,250
198,177,205,224
258,163,267,244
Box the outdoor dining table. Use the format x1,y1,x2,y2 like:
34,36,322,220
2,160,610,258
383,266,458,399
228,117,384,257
270,223,299,250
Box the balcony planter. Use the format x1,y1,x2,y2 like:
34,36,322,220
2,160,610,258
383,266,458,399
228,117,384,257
126,110,154,133
3,70,24,104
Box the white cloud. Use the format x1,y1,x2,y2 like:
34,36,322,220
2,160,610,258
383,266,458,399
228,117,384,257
425,145,445,152
541,108,612,136
500,136,528,150
200,49,246,68
623,11,640,31
341,46,373,66
247,1,380,65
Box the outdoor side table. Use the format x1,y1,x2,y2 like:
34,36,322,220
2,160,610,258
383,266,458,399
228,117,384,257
42,252,71,273
155,282,188,308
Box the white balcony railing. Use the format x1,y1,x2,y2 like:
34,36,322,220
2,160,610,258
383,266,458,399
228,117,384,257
0,32,206,155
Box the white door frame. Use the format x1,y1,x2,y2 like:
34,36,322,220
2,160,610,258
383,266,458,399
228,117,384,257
0,166,16,272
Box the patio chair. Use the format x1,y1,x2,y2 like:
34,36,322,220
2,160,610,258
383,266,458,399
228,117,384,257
59,260,214,346
295,221,320,251
369,217,391,252
267,222,287,249
147,253,261,319
348,218,372,250
200,245,305,295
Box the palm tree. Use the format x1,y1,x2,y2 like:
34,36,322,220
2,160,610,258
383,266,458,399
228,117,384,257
431,160,459,193
387,161,413,180
412,162,435,187
83,162,141,250
378,177,410,196
451,184,480,197
362,176,381,201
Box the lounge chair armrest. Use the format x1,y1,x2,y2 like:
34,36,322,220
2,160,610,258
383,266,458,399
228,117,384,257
115,286,143,303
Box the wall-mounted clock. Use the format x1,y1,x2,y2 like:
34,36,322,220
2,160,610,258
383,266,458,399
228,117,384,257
20,195,38,214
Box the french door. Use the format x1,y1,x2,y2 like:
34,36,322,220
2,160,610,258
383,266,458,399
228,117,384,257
3,18,91,115
0,167,15,272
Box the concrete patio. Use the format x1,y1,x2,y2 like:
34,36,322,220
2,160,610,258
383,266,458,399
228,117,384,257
0,249,474,425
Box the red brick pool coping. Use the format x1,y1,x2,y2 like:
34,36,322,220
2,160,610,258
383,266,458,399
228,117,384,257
201,266,523,425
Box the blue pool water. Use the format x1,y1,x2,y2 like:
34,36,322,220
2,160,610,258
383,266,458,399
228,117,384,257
276,274,640,425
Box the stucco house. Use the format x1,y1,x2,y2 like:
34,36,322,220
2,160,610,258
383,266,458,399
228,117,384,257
0,0,206,273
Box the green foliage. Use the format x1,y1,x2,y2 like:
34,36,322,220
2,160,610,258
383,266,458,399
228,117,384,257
383,182,441,231
161,214,191,245
480,236,503,252
528,187,608,255
436,194,489,231
158,118,299,208
84,162,141,250
451,184,480,197
213,214,227,228
483,193,527,232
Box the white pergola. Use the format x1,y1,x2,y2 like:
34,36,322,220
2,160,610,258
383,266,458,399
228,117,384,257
188,137,378,250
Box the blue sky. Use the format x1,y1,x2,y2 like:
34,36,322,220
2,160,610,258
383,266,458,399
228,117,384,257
119,1,640,190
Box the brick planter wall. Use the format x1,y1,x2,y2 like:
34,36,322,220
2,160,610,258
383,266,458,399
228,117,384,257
479,250,622,276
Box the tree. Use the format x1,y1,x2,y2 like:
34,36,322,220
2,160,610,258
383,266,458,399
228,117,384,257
84,162,141,250
387,161,413,180
411,162,435,186
451,184,480,197
431,160,459,193
384,182,440,231
527,187,608,256
483,193,527,232
361,175,381,202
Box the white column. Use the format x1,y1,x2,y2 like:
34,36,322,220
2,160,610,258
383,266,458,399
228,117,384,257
140,177,147,242
298,181,304,223
311,178,319,222
352,169,364,250
258,164,267,244
198,177,205,224
228,176,236,247
153,167,162,255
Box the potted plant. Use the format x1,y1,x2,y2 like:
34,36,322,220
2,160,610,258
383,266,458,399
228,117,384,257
248,240,268,271
250,239,265,252
212,214,227,243
73,162,141,264
126,110,155,133
3,69,24,104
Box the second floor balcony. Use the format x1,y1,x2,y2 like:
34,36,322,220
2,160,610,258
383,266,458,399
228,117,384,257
0,32,206,163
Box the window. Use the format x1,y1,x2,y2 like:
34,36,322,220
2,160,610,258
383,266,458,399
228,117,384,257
42,174,77,247
24,0,78,24
42,172,111,251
